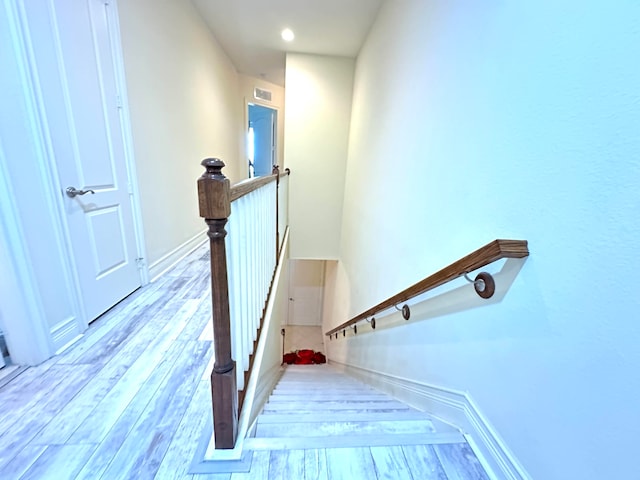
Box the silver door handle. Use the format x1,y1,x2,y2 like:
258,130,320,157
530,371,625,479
66,186,95,198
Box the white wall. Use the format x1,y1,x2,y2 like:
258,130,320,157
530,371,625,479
118,0,244,267
284,54,354,259
283,326,325,355
325,1,640,479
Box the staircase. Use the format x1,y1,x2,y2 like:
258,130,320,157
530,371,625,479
243,364,491,479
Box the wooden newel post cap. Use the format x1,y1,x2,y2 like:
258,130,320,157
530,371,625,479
198,158,231,219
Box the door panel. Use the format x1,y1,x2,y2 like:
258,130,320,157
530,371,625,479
288,260,325,326
22,0,140,321
86,206,127,277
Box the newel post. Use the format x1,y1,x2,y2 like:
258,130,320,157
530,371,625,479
197,158,237,449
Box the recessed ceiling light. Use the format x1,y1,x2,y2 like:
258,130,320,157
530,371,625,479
281,28,295,42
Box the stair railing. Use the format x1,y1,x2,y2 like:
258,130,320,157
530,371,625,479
325,239,529,338
197,158,289,449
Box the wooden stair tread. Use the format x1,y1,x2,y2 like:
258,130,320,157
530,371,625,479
261,401,412,412
255,419,437,437
257,411,432,423
249,364,464,454
267,394,389,402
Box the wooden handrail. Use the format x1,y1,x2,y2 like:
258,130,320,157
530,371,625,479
325,239,529,336
231,174,277,202
230,167,290,202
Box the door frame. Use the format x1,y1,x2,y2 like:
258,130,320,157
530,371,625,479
247,102,278,178
0,0,147,364
244,97,281,178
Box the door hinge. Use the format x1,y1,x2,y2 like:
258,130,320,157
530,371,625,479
116,95,123,109
135,257,145,270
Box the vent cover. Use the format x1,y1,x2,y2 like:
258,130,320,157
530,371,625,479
254,87,272,102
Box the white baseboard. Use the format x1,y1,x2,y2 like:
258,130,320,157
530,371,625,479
329,360,530,480
148,230,207,282
51,316,83,354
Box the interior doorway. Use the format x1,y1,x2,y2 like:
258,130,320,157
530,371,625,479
0,0,145,364
23,0,143,323
283,260,326,355
247,104,277,178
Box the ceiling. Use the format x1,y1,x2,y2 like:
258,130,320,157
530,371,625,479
191,0,385,87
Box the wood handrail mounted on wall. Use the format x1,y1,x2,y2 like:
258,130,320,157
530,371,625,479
325,239,529,337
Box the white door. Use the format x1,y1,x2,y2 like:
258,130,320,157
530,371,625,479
287,260,325,326
22,0,141,321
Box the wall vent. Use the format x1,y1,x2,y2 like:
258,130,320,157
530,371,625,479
254,87,272,102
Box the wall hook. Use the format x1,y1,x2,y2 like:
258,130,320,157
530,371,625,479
463,271,496,299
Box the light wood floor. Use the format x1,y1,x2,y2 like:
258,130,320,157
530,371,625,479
0,244,490,479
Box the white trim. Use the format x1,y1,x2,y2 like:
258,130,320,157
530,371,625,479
148,230,208,282
14,0,89,341
245,364,283,430
329,360,531,480
244,96,282,179
50,317,83,352
0,140,53,365
0,0,79,361
106,0,149,286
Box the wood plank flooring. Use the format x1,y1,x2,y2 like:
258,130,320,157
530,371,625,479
243,366,489,479
0,243,491,479
0,244,215,480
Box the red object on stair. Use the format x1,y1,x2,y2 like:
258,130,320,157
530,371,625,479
282,349,326,365
282,352,297,364
312,352,326,364
294,349,314,364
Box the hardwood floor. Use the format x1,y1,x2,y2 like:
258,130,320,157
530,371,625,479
0,243,491,479
0,244,216,480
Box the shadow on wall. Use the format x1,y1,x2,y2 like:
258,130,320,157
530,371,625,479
329,256,551,344
283,325,325,354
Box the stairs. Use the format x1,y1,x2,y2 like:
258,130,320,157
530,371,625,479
245,364,464,451
196,364,492,478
